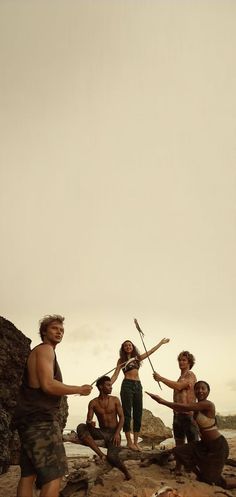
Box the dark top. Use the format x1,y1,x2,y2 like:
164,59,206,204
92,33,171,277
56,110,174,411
14,344,62,426
122,358,140,374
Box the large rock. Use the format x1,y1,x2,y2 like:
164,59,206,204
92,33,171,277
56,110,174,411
139,408,172,444
0,316,68,474
0,316,31,414
0,316,31,474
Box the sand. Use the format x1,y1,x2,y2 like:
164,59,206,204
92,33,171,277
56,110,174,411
1,433,236,497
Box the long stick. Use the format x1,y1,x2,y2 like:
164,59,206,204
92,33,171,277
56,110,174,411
134,318,162,390
90,357,138,386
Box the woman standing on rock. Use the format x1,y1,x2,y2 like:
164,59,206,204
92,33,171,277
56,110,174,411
110,337,169,451
146,380,236,489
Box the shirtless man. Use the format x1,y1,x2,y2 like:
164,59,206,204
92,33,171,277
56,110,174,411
153,351,199,472
77,375,131,480
15,315,92,497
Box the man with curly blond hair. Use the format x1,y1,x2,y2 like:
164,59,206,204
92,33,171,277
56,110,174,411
153,350,199,473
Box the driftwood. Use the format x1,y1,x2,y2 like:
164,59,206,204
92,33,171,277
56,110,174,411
61,435,171,497
60,459,111,497
62,435,236,497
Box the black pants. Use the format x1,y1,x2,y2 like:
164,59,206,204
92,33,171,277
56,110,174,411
120,379,142,433
76,423,123,471
173,435,229,486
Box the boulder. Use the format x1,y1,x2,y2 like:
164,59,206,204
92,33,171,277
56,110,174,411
139,409,172,444
0,316,31,474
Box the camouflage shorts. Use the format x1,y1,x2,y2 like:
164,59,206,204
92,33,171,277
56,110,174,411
18,420,68,486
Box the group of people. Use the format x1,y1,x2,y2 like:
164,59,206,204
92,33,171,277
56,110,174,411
14,314,236,497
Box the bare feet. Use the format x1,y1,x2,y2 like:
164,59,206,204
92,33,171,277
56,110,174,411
94,454,107,465
127,443,139,451
100,454,107,463
174,464,183,476
123,469,132,480
122,466,132,480
134,443,142,451
175,470,183,476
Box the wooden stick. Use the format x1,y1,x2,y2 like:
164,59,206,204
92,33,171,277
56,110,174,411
134,318,162,390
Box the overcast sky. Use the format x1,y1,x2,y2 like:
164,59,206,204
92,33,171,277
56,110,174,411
1,0,236,429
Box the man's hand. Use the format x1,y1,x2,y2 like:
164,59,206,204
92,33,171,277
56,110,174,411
112,431,121,447
86,420,96,427
153,371,162,382
79,384,93,396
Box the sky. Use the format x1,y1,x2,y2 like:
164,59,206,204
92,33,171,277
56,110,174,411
0,0,236,430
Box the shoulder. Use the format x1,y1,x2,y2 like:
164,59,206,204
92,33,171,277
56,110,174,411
35,344,54,358
110,395,121,404
183,370,196,381
188,370,197,382
89,397,98,407
198,399,215,413
204,399,215,409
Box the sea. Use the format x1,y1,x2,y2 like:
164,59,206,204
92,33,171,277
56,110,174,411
63,428,236,458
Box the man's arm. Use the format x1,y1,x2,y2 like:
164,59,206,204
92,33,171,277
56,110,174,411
110,360,122,385
36,344,92,396
112,397,124,446
153,371,193,391
86,400,95,424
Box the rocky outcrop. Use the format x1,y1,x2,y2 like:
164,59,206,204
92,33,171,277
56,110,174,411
0,316,68,474
0,317,31,414
216,414,236,429
139,408,172,444
0,317,31,474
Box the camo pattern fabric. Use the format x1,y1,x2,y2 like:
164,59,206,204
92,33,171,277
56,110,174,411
18,420,68,486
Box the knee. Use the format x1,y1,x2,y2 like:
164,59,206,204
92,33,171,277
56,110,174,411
107,451,119,466
76,423,87,439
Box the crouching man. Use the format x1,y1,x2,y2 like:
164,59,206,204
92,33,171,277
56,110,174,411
77,375,131,480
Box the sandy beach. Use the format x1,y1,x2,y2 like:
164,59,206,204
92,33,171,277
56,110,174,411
1,431,236,497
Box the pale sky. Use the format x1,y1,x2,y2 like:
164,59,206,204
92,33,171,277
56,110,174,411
1,0,236,429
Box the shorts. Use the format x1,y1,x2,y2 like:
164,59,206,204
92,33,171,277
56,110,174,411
18,420,68,486
173,413,199,442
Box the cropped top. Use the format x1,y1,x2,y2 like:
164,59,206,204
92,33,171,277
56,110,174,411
122,357,140,374
195,411,217,431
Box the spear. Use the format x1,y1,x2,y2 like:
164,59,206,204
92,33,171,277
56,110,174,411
134,318,162,390
90,357,138,386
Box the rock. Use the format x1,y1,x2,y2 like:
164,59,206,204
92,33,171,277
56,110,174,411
159,438,175,450
140,409,172,444
0,316,31,474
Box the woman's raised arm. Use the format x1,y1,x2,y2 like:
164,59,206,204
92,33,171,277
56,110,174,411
139,338,170,361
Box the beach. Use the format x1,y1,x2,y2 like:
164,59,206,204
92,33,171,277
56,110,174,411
1,430,236,497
